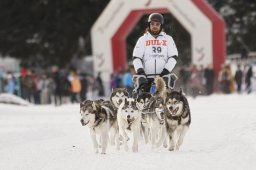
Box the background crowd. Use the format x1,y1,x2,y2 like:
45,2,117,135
178,60,255,98
0,57,255,105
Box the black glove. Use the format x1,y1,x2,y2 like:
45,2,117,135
137,68,146,76
160,68,170,77
139,76,147,87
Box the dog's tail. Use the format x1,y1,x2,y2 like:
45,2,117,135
154,76,166,95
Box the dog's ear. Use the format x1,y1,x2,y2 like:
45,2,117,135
92,101,101,112
122,88,129,96
146,93,152,100
125,91,129,97
80,100,90,108
80,102,84,108
92,101,97,110
136,96,139,102
165,88,173,96
179,88,183,95
181,95,190,114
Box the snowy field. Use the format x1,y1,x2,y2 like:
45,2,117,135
1,94,256,170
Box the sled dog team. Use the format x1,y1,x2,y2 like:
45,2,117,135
80,77,191,154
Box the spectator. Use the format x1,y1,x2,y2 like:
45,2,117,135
122,68,133,97
204,64,215,95
69,71,81,103
38,74,51,104
95,72,105,97
0,71,4,93
219,65,233,94
189,65,204,98
21,69,35,102
240,47,249,60
234,64,243,93
179,66,191,94
33,74,41,104
245,65,253,94
52,67,63,106
80,73,88,102
110,70,123,89
4,73,16,94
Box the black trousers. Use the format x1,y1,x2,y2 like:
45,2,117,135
140,78,155,93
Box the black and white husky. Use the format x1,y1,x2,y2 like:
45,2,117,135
165,89,191,151
136,92,152,144
144,77,167,148
117,98,141,152
80,99,119,154
110,88,129,108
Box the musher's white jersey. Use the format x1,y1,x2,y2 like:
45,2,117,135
133,31,178,76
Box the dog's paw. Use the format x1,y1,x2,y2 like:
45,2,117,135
116,146,120,151
174,145,180,151
132,147,138,152
155,141,163,148
168,147,174,151
124,145,129,152
125,136,130,141
132,145,138,152
151,144,157,150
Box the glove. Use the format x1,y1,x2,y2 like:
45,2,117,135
160,68,170,77
137,68,146,76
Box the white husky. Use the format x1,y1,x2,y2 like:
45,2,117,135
117,98,141,152
80,100,119,154
146,95,167,149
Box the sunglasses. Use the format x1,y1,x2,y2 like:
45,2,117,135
150,22,161,26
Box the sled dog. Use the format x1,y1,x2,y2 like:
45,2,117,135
145,77,167,148
80,99,119,154
117,98,141,152
165,89,191,151
136,92,152,144
110,88,129,108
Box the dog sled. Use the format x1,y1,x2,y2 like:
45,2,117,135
132,73,178,97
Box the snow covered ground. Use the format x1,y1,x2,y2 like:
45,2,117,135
1,94,256,170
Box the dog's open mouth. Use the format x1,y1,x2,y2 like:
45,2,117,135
127,117,135,124
159,120,165,125
80,119,89,126
170,107,179,115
